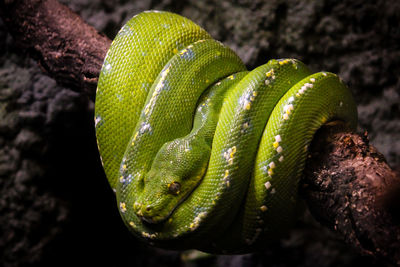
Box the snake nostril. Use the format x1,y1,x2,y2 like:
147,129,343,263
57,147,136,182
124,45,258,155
145,205,151,212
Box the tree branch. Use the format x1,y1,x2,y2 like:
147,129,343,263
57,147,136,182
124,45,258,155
1,0,399,264
302,123,400,265
0,0,111,98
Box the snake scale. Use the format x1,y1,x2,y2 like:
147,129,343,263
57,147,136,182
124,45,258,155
95,10,357,254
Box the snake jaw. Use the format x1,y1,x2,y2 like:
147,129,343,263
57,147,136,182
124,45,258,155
139,212,157,224
134,202,174,224
134,203,157,223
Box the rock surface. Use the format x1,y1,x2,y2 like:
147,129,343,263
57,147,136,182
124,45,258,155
0,0,399,266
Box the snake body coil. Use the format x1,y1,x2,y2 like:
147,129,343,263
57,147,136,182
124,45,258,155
95,11,357,254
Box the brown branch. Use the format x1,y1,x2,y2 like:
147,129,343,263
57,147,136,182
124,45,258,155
0,0,111,98
303,123,400,265
1,0,399,264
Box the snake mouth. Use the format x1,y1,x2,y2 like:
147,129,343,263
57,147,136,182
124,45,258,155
134,202,173,224
138,211,173,225
140,215,158,224
135,190,193,224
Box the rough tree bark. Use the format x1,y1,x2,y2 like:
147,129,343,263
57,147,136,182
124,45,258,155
0,0,111,98
1,0,399,265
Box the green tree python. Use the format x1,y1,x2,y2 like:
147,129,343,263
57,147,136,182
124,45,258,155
95,10,357,254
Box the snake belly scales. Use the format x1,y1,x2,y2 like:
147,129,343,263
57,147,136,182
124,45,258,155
95,10,357,254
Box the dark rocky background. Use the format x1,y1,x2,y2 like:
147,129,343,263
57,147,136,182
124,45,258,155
0,0,399,266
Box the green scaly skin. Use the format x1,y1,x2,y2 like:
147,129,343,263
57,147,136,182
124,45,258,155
95,10,358,254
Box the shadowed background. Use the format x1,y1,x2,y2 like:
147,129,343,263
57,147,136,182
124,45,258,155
0,0,399,266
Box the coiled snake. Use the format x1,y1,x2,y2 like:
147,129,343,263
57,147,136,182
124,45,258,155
95,11,357,254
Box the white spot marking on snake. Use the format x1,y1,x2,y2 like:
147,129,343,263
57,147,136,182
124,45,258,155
264,181,272,190
223,169,229,179
260,205,268,212
274,135,282,143
279,155,284,162
278,59,291,65
262,165,268,173
322,72,327,76
120,202,127,213
224,178,231,188
239,92,251,110
265,69,275,78
288,96,295,103
340,101,343,107
242,90,258,110
104,63,111,71
189,212,207,231
298,82,313,96
223,146,237,165
95,116,101,127
265,69,276,85
271,188,276,194
310,78,316,83
276,146,283,153
139,122,152,134
241,121,250,133
283,113,289,120
283,104,294,115
141,232,157,239
269,162,276,169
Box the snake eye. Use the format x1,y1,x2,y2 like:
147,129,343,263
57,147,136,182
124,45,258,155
168,181,181,195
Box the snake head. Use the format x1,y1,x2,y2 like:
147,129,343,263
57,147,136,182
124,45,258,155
133,139,210,224
133,170,202,224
